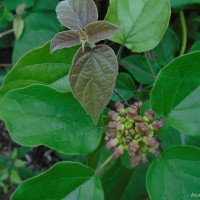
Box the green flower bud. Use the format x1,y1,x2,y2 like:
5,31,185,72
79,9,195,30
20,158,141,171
116,132,121,139
134,134,143,142
119,109,127,116
120,117,126,124
125,121,132,129
120,124,125,130
142,116,150,123
140,144,148,152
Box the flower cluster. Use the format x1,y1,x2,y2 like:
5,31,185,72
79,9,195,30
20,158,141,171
105,102,163,168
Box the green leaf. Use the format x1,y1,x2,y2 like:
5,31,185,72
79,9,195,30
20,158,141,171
151,51,200,136
0,85,103,154
33,0,59,11
0,169,9,181
111,72,135,102
120,163,149,200
120,55,160,84
170,0,200,8
0,6,14,30
13,16,24,40
105,0,171,52
193,16,200,23
153,27,180,66
3,0,34,10
157,125,200,149
10,170,22,184
69,45,118,124
0,42,78,97
11,162,104,200
51,30,80,52
12,11,61,63
101,161,149,200
147,146,200,200
85,21,120,44
56,0,98,30
189,40,200,52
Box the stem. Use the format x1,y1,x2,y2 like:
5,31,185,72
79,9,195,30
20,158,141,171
0,64,13,67
114,89,129,106
144,52,155,77
95,154,113,176
179,11,187,56
117,45,124,59
0,29,14,38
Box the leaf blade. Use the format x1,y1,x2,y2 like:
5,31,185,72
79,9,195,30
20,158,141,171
105,0,171,52
0,85,103,154
0,42,78,97
85,21,120,44
147,146,200,200
11,162,104,200
51,30,81,52
151,51,200,136
56,0,98,30
69,45,118,124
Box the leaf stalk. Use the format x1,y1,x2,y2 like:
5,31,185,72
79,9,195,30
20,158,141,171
179,11,187,56
95,154,113,176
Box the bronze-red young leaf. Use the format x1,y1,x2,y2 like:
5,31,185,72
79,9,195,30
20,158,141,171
69,45,118,124
56,0,98,30
51,31,80,52
85,21,121,44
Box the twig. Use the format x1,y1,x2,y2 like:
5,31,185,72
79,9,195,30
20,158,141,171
114,89,130,107
95,154,113,176
0,64,13,67
0,29,14,38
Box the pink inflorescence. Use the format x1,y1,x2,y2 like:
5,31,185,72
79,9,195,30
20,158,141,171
105,102,164,168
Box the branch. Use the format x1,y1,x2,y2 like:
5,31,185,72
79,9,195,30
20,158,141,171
95,154,113,176
0,64,13,67
0,29,14,38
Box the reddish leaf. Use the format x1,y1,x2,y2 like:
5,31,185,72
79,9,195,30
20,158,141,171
51,30,80,52
69,45,118,124
85,21,120,44
56,0,98,30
